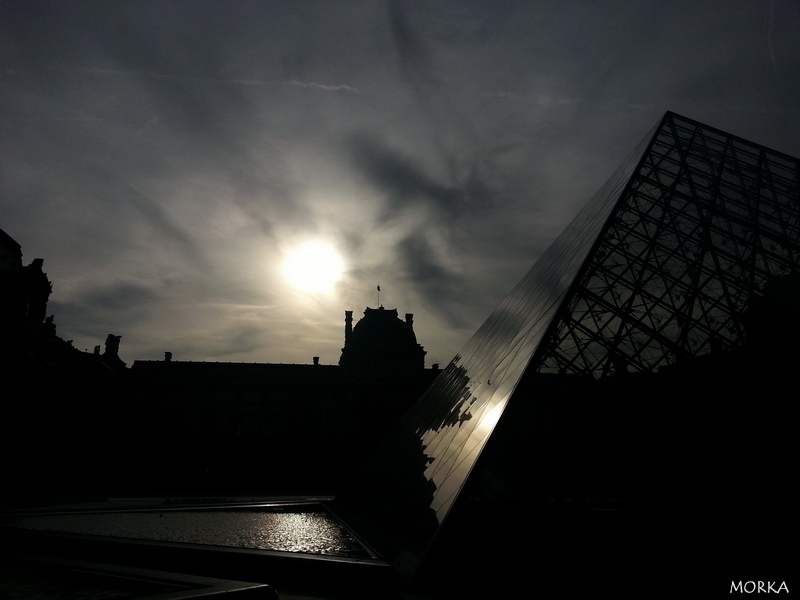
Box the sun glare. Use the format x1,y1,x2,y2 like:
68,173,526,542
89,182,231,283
283,241,344,294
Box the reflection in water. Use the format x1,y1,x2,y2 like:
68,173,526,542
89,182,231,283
1,509,368,558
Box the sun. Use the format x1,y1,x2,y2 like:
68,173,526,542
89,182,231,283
283,241,344,293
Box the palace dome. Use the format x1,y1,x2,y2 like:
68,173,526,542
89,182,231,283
348,307,418,348
339,306,426,376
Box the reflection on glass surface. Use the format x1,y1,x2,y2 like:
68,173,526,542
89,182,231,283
333,116,659,574
1,508,368,558
334,112,800,582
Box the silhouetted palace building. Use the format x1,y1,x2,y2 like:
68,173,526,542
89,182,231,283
2,229,134,496
122,308,439,494
1,227,440,496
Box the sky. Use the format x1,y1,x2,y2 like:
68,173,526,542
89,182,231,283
2,0,799,367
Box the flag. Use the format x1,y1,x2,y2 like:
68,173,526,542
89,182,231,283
377,285,381,291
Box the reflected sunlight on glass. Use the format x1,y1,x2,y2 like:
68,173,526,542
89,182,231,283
283,241,344,293
478,400,505,433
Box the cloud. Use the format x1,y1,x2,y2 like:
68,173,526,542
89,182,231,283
122,183,208,270
52,65,363,94
345,132,464,220
396,231,469,329
388,0,434,90
197,323,267,360
47,280,161,350
81,281,161,312
285,80,361,93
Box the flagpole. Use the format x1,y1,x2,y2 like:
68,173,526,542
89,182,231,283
377,284,381,307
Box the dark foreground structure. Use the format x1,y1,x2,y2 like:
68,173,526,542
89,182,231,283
333,110,800,590
2,112,798,598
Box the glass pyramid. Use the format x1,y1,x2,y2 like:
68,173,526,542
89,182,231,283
332,112,800,582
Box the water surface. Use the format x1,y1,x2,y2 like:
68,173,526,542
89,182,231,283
2,508,368,558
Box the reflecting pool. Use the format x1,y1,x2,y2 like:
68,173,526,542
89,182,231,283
1,507,368,558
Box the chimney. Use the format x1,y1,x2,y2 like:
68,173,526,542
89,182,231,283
345,310,353,341
405,313,414,330
313,356,320,366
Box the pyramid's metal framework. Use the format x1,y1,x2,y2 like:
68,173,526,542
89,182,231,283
333,112,800,581
538,113,800,378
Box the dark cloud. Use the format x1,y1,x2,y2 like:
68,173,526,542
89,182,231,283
397,231,469,329
343,130,496,328
388,0,434,90
46,281,160,350
80,282,160,312
345,132,464,220
215,327,266,358
388,1,483,184
122,184,208,270
221,155,311,238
